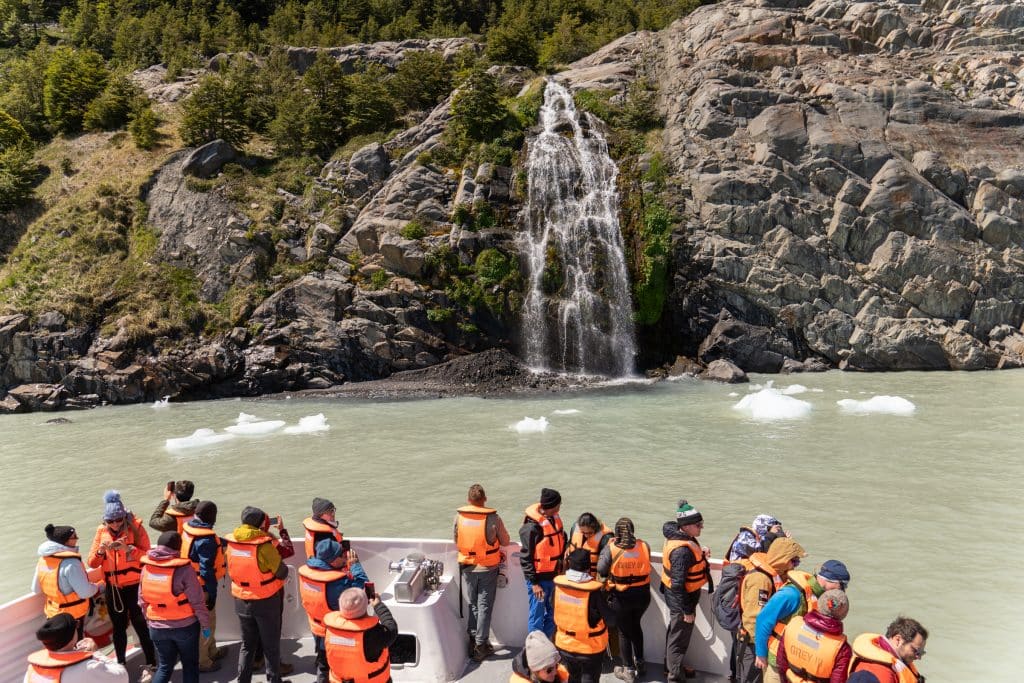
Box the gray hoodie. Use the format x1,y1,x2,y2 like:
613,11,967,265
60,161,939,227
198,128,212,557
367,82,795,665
31,541,101,599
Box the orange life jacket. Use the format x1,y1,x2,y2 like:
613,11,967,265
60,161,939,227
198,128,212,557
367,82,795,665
324,612,390,683
225,534,285,600
26,649,94,682
566,522,611,573
524,503,565,575
93,518,146,587
768,571,818,661
607,541,651,591
298,565,349,637
166,508,194,534
660,538,709,592
140,556,194,621
180,522,226,587
553,575,608,655
509,663,571,682
849,634,922,683
456,505,502,567
303,517,344,560
782,616,847,683
36,553,90,619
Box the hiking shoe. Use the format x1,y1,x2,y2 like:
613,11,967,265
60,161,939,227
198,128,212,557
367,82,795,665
471,642,495,662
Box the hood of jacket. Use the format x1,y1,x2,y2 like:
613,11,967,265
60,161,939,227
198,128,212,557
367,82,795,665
232,524,269,542
171,499,200,514
147,545,182,562
511,648,533,679
38,540,79,557
663,520,690,541
766,537,805,573
804,609,845,636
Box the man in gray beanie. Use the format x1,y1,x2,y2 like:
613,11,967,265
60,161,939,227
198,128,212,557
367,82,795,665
511,631,568,681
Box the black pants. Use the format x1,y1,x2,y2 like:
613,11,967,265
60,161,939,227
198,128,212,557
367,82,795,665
609,588,651,669
735,635,763,683
235,589,284,683
106,582,156,665
665,613,695,682
559,649,604,683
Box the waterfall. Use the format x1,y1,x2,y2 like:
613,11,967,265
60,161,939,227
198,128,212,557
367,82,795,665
520,80,638,376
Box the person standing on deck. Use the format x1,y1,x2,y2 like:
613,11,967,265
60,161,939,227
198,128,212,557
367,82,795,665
87,490,157,679
150,481,199,534
455,483,511,662
661,499,712,682
32,524,103,640
139,531,210,683
736,538,806,683
596,518,652,683
553,548,616,683
226,506,292,683
726,515,790,562
299,538,368,683
776,589,851,683
24,612,128,683
520,488,567,639
848,616,928,683
302,497,343,560
755,560,851,683
565,513,611,576
324,588,399,683
180,500,228,672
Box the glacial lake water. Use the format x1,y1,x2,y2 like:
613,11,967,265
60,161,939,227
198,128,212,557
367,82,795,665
2,370,1022,681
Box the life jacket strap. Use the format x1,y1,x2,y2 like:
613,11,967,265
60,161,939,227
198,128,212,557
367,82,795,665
610,575,648,584
788,664,830,683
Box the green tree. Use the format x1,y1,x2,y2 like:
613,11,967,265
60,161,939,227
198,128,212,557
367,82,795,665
43,47,109,134
0,144,35,209
298,52,348,153
448,67,504,143
179,73,250,148
83,74,142,132
0,42,51,139
390,49,451,111
344,63,397,135
266,90,306,156
0,107,28,151
128,104,159,150
539,13,592,68
485,10,538,68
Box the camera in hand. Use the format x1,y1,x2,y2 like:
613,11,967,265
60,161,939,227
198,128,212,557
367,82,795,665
341,539,351,552
268,515,281,527
166,481,175,492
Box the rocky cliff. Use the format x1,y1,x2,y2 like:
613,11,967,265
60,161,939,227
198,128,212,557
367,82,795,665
4,0,1024,412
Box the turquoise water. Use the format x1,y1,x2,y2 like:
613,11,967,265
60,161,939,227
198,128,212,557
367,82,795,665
2,370,1022,681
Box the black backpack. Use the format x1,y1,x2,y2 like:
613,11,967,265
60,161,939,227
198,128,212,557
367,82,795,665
712,561,747,632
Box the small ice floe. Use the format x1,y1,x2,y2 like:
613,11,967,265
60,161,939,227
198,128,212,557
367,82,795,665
512,416,549,433
151,396,171,409
728,392,739,397
236,412,259,424
225,420,286,436
810,388,824,393
165,429,235,451
837,396,916,416
781,384,807,395
551,409,581,415
733,386,812,421
283,414,330,434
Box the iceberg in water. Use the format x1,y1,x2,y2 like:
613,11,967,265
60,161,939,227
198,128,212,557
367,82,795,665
283,414,330,434
165,429,235,451
235,412,259,424
733,386,812,421
225,420,286,435
512,416,549,433
781,384,807,395
151,396,171,409
837,396,916,416
551,409,581,415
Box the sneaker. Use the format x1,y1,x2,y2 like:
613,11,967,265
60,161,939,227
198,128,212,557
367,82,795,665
471,642,495,662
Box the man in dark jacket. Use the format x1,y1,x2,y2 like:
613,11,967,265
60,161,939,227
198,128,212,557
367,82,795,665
150,480,199,532
661,499,711,682
324,588,399,682
553,548,616,683
182,501,226,672
520,488,567,639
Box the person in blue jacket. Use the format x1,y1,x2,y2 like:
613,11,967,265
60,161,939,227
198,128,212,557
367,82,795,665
304,538,368,683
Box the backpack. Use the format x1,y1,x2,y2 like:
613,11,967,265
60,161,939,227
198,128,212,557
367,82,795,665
712,561,746,632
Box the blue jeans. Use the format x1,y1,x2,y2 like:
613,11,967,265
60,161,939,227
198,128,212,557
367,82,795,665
526,579,556,638
150,621,199,683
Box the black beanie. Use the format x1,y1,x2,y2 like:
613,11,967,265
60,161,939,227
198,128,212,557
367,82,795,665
36,613,77,650
195,500,218,526
158,531,182,551
312,497,335,517
45,524,76,545
567,548,591,572
241,506,266,527
175,480,195,501
539,488,561,509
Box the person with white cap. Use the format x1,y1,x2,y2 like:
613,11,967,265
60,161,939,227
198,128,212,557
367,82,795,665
510,631,570,682
323,587,398,682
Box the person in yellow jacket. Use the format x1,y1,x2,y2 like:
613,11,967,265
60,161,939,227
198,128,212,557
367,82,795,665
32,524,103,639
510,631,571,682
454,483,510,662
736,538,806,683
553,548,616,683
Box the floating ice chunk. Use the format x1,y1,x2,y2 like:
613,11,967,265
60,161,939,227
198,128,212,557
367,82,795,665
165,429,235,450
236,412,259,424
512,416,549,433
284,414,330,434
733,386,812,421
811,388,824,393
837,396,916,416
225,420,286,435
152,396,171,409
728,392,739,397
551,409,581,415
781,384,807,395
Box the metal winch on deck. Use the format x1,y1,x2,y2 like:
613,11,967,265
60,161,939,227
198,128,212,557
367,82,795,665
387,552,444,603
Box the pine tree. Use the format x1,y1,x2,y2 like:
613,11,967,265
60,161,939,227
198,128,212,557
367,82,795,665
448,67,504,143
179,73,250,148
43,46,108,134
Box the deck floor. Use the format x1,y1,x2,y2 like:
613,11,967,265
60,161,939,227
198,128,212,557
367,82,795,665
126,637,728,683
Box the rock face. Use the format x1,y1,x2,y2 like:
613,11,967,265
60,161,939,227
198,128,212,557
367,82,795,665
561,0,1024,372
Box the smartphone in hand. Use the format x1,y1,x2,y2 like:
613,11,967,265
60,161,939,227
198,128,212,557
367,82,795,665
364,581,375,600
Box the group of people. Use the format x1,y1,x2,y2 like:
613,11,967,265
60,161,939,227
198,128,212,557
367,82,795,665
29,481,929,683
30,482,396,683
